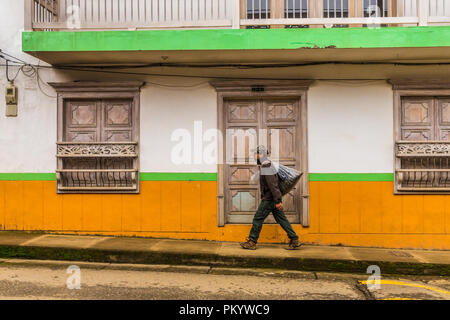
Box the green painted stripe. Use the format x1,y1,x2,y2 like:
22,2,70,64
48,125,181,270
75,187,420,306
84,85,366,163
0,173,56,181
0,172,393,182
22,26,450,52
0,172,217,182
139,172,217,181
308,173,394,182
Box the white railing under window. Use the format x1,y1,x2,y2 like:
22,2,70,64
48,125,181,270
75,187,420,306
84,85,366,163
56,142,139,193
242,0,450,28
25,0,450,30
29,0,235,30
395,141,450,192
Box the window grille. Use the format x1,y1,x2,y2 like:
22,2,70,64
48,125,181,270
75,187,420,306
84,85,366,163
395,141,450,192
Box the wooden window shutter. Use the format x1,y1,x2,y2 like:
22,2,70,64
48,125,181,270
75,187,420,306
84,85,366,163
51,82,143,194
392,80,450,193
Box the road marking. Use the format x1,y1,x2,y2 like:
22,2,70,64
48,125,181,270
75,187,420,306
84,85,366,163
359,280,450,296
382,297,420,300
20,235,49,246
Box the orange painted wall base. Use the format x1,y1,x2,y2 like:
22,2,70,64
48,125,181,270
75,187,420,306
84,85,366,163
0,180,449,250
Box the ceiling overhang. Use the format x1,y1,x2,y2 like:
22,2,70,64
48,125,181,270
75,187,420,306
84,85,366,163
22,27,450,66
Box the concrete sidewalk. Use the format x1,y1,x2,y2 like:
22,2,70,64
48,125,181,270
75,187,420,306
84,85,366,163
0,232,448,276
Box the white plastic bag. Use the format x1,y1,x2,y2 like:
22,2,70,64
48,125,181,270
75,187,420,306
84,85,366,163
253,162,303,196
273,162,303,196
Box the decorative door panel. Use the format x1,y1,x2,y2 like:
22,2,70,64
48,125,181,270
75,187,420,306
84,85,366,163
229,166,259,185
264,100,297,123
102,100,133,142
401,129,432,141
228,101,258,123
226,127,258,164
400,98,434,141
282,189,296,212
401,99,433,126
267,127,297,163
229,188,259,213
224,99,302,225
67,101,98,127
65,101,100,143
66,132,97,143
437,99,450,141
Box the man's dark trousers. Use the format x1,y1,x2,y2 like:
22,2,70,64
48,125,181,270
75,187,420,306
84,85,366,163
248,200,299,243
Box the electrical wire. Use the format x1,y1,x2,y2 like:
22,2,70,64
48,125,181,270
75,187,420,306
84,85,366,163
1,49,450,87
6,60,14,82
36,61,57,98
0,53,213,88
0,50,30,65
0,52,57,98
0,60,442,84
61,61,450,70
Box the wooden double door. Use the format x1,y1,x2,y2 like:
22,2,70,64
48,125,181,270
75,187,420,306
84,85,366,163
64,99,135,143
224,98,303,224
396,96,450,191
61,98,136,189
400,97,450,141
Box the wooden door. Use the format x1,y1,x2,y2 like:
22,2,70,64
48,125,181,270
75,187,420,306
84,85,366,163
437,98,450,141
400,96,450,141
101,99,135,186
398,96,450,189
64,99,134,142
63,100,101,186
400,97,435,141
224,98,302,224
62,98,134,188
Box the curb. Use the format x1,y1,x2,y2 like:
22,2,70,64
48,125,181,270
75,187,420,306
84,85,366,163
0,245,449,276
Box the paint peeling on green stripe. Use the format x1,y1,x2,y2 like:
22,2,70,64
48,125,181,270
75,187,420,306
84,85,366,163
22,26,450,52
0,173,56,181
139,172,217,181
308,173,394,182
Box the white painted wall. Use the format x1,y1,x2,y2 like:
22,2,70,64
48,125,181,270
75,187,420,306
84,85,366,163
0,0,57,173
140,81,218,173
308,80,394,173
0,2,219,173
0,2,396,175
143,80,396,174
0,71,218,173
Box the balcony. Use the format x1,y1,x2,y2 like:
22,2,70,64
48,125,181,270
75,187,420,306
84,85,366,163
395,141,450,193
56,142,139,193
26,0,450,31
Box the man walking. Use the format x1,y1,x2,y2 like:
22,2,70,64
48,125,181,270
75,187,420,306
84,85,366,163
240,145,302,250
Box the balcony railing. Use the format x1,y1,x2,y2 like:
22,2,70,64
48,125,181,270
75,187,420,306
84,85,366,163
395,141,450,193
56,142,139,193
25,0,450,31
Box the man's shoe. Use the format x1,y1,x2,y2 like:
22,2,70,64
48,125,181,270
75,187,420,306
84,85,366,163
285,239,302,250
240,239,257,250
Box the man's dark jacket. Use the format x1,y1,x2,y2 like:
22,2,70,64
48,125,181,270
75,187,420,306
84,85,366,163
259,160,282,204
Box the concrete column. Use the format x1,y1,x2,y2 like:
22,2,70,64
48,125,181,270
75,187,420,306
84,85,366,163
24,0,34,31
417,0,430,26
232,0,241,29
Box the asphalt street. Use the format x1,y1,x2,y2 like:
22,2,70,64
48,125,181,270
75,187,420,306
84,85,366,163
0,259,448,300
